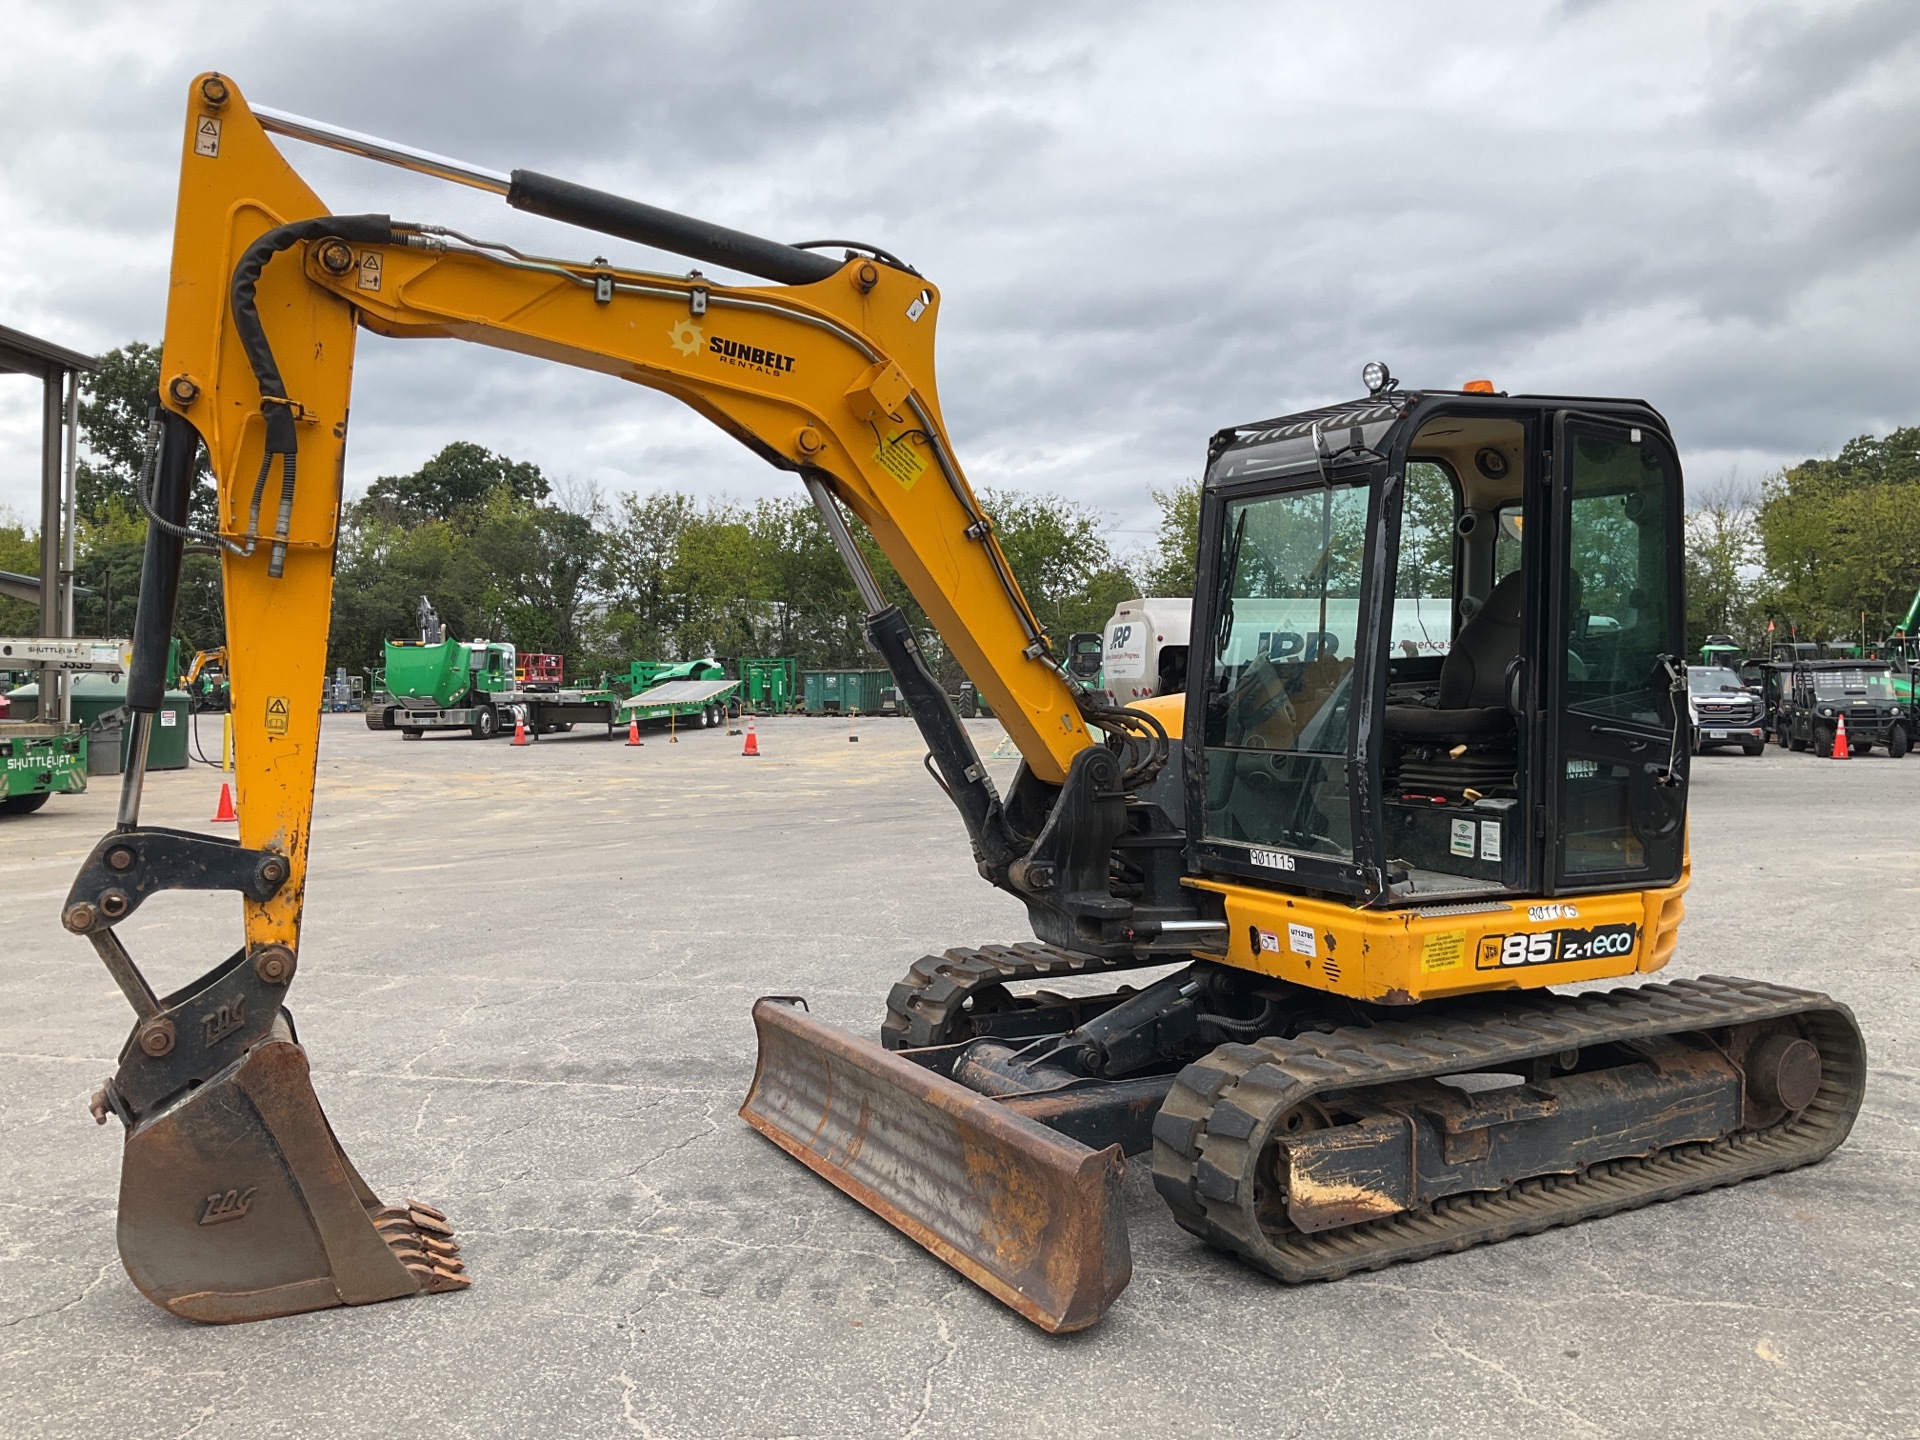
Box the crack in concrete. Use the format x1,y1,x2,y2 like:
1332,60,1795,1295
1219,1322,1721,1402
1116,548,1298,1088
612,1368,669,1439
0,1259,117,1330
635,1099,719,1172
900,1313,955,1440
1428,1319,1615,1437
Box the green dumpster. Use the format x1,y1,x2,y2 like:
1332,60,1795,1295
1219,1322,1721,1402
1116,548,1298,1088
800,668,895,715
2,675,191,771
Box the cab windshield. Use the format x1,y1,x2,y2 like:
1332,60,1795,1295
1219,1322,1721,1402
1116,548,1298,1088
1202,479,1369,860
1687,667,1744,694
1813,670,1895,700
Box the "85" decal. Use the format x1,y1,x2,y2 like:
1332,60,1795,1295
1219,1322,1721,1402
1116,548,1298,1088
1476,923,1638,969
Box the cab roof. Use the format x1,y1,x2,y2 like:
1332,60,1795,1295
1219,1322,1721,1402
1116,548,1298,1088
1205,388,1663,486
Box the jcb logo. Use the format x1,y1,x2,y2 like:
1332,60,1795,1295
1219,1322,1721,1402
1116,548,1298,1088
201,998,245,1047
198,1187,256,1226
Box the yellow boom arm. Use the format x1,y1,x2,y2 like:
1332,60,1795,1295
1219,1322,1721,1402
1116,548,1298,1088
156,74,1097,958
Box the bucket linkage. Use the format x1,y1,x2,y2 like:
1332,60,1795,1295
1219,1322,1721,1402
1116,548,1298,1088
66,827,466,1323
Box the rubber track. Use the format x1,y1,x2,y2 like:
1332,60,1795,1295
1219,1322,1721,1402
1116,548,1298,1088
1150,975,1865,1281
880,942,1168,1050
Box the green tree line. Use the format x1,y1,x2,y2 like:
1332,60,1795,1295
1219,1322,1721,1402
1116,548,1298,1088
12,341,1915,679
6,343,1181,689
1687,427,1920,655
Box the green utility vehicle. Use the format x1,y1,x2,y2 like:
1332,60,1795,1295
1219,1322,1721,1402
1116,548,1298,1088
1775,659,1909,758
1699,633,1743,667
372,637,621,740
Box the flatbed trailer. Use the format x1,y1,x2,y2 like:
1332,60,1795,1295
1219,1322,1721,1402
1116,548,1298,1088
392,688,623,740
621,677,742,729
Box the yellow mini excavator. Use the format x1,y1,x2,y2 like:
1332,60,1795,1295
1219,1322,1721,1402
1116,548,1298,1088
71,74,1863,1331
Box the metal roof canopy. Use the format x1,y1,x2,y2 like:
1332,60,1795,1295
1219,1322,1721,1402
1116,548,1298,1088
623,678,738,708
1,322,98,725
0,322,98,378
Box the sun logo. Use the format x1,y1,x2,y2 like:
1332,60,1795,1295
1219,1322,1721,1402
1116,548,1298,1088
668,320,704,356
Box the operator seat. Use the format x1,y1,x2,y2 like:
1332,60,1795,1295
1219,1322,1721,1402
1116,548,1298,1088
1385,569,1525,736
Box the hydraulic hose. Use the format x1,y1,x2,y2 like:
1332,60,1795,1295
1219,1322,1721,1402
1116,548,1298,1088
228,214,396,576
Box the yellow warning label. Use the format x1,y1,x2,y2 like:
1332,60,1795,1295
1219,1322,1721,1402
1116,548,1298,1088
265,696,290,735
873,433,928,489
1421,930,1467,973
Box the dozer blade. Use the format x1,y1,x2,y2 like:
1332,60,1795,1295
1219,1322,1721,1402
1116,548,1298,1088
114,1016,468,1323
740,997,1131,1333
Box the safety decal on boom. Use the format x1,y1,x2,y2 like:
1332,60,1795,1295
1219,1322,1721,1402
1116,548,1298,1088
1476,923,1638,969
265,696,290,735
874,432,928,489
194,116,221,158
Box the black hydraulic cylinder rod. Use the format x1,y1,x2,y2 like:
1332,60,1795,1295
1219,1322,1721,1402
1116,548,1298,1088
865,605,1021,871
505,170,841,287
127,411,197,714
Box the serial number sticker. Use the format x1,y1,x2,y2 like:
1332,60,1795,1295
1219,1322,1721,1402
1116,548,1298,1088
1421,930,1467,973
265,696,290,735
1287,922,1316,958
1450,818,1477,858
873,433,927,489
1528,904,1579,923
1476,923,1638,970
1248,847,1296,872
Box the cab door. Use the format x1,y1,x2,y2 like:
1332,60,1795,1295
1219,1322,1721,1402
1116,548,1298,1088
1546,414,1688,892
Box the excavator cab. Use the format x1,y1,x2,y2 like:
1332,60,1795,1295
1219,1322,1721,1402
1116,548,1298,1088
1193,379,1690,907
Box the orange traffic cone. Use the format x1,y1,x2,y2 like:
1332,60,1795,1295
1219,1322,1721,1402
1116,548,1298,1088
626,716,642,746
211,781,237,823
512,711,529,746
742,720,760,757
1833,712,1850,759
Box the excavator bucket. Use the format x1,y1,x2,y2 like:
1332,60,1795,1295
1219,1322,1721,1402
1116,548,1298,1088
740,998,1132,1333
111,1015,468,1323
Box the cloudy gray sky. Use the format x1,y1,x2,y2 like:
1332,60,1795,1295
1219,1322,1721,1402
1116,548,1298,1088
2,0,1916,551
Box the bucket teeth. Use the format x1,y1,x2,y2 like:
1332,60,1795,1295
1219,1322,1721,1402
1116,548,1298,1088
372,1197,467,1294
406,1260,473,1293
